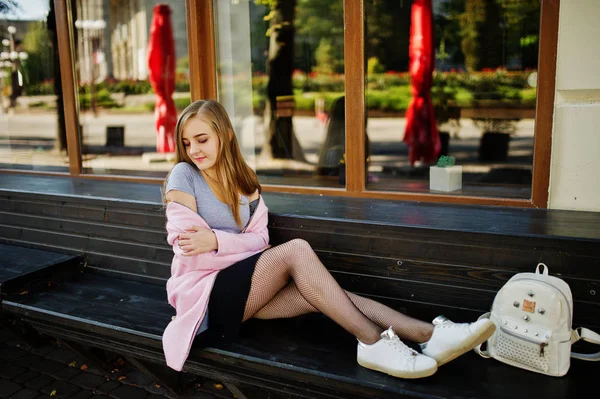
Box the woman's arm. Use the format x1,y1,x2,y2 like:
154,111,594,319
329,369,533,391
165,190,197,213
212,195,269,256
212,225,269,256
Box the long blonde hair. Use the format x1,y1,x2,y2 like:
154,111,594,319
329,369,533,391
165,100,261,227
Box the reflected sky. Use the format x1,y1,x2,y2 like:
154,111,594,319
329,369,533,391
0,0,50,21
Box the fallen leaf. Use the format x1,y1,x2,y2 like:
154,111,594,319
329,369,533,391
80,364,88,371
49,390,57,397
68,361,77,367
117,376,127,381
155,384,161,388
214,383,223,389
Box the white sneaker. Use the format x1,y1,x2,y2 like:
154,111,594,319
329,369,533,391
357,327,437,379
421,316,496,366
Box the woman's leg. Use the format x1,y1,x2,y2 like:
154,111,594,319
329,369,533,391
253,282,434,343
243,239,382,344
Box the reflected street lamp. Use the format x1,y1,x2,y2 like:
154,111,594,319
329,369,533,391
0,25,29,111
74,19,107,117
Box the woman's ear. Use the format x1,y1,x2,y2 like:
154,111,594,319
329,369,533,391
228,129,234,141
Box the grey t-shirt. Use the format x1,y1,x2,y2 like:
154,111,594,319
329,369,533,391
165,162,257,233
165,162,259,334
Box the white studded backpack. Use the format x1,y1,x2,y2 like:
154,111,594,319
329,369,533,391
475,263,600,376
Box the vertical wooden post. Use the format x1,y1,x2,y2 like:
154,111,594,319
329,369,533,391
344,0,366,192
531,0,560,208
54,0,82,175
186,0,217,101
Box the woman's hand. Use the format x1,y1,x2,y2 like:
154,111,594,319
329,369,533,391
178,226,218,256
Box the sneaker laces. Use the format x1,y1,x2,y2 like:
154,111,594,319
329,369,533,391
381,327,418,357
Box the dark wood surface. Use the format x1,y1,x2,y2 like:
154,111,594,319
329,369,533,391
2,173,600,240
1,173,599,330
1,173,600,398
3,271,598,399
0,243,82,296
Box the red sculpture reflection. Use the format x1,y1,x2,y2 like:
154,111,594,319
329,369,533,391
147,4,177,153
403,0,440,165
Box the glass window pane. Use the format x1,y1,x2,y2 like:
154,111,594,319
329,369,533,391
214,0,346,188
0,1,68,173
74,0,189,177
364,0,540,199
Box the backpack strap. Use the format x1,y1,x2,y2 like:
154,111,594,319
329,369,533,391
536,262,549,275
571,327,600,361
473,312,492,358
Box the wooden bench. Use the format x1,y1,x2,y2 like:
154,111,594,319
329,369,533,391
1,174,599,398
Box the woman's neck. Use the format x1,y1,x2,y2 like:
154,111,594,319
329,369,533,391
201,168,219,184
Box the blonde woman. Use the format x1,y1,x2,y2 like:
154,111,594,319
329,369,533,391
161,100,495,377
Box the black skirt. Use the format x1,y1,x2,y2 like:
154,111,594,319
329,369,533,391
193,251,263,347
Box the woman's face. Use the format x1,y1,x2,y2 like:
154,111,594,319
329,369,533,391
182,116,220,171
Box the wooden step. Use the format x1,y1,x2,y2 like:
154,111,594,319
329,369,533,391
0,243,83,297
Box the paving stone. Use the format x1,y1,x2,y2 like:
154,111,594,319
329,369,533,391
178,393,216,399
144,395,174,399
29,358,66,375
119,370,154,388
0,378,23,398
30,343,57,357
13,354,45,369
40,379,82,398
47,348,78,365
108,384,149,399
79,365,106,378
52,367,82,382
24,374,54,391
0,346,28,362
66,391,94,399
92,381,120,396
7,387,39,399
142,381,172,396
12,371,40,385
0,362,26,379
70,373,106,390
0,327,16,341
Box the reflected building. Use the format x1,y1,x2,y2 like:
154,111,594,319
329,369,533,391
75,0,187,82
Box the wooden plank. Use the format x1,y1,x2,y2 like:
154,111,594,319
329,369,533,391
318,252,600,302
0,226,171,276
186,0,217,100
54,0,81,175
0,212,166,246
344,0,365,193
531,0,560,208
0,243,82,295
0,197,165,229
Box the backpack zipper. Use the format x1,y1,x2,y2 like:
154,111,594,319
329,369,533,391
510,278,572,327
500,326,548,357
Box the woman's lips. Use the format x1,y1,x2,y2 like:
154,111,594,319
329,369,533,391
195,157,206,162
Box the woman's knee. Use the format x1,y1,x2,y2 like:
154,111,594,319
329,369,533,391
288,238,312,252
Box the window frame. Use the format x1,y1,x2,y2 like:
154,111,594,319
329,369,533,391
1,0,559,208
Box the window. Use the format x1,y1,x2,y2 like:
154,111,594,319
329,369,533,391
363,0,541,199
0,2,69,173
73,0,189,178
214,0,347,188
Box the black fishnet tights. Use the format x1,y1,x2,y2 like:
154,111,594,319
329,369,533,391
243,239,434,344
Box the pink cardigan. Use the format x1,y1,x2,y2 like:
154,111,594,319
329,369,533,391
162,199,270,371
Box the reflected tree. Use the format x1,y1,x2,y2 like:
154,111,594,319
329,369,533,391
257,0,306,162
46,0,77,153
0,0,17,13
